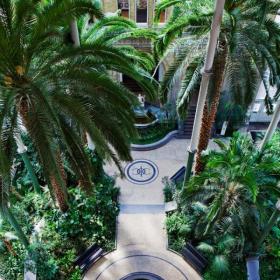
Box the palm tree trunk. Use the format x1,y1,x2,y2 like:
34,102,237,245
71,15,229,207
50,152,68,212
183,0,226,183
78,177,92,192
0,204,29,249
255,199,280,250
195,104,212,173
18,98,68,212
194,40,228,174
70,20,80,47
246,256,260,280
259,100,280,151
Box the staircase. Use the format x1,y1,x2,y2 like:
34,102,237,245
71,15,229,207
122,75,143,94
176,105,196,139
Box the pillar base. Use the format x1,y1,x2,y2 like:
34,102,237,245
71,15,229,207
183,149,196,184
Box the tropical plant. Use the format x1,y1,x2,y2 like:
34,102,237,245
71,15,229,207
0,180,120,280
165,211,193,251
79,14,158,73
0,136,30,249
185,134,279,231
181,133,280,279
215,92,248,135
197,234,237,275
155,0,280,173
0,0,157,212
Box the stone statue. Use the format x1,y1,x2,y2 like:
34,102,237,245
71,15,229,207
138,94,145,108
105,9,121,17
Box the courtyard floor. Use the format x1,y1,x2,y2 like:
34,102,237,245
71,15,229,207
84,139,218,280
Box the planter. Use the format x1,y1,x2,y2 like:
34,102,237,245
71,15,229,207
131,130,178,151
181,243,208,274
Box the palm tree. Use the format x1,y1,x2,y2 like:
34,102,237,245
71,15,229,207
155,0,280,177
196,234,238,275
78,14,157,77
255,101,280,258
76,14,158,153
0,135,29,249
183,133,280,279
0,0,157,211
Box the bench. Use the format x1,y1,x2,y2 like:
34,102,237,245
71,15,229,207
73,244,104,274
170,166,186,184
182,243,208,274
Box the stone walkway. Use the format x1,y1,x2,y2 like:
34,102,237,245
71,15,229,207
84,139,217,280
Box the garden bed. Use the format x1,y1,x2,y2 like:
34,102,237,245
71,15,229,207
0,179,119,280
131,121,177,145
163,133,280,280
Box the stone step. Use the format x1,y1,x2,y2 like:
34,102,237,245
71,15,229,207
120,204,165,214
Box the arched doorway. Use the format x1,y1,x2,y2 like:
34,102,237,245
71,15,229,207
120,272,165,280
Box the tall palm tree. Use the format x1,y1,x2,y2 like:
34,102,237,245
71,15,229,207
0,0,157,211
155,0,280,175
183,133,280,279
73,14,158,183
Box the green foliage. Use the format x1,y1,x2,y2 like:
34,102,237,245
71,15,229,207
79,15,157,73
162,177,176,202
0,0,159,198
28,243,58,280
167,133,280,279
0,242,26,280
215,92,248,135
204,262,246,280
156,0,280,122
264,130,280,159
49,184,119,251
0,181,119,280
166,212,192,252
197,234,238,274
131,121,177,145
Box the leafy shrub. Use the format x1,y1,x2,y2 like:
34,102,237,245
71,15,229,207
162,177,176,202
47,183,119,252
166,133,280,279
28,242,58,280
0,242,25,280
166,212,192,252
0,181,119,280
132,121,177,144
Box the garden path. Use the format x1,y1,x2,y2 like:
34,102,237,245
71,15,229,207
84,139,218,280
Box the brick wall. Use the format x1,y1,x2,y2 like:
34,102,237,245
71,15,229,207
102,0,118,13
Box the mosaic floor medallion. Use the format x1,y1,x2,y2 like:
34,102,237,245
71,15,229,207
125,159,159,185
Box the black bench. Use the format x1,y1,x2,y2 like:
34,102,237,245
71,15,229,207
170,166,186,184
73,244,104,274
182,243,208,274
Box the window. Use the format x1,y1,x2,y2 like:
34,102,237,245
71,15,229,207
118,0,129,18
136,0,148,23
